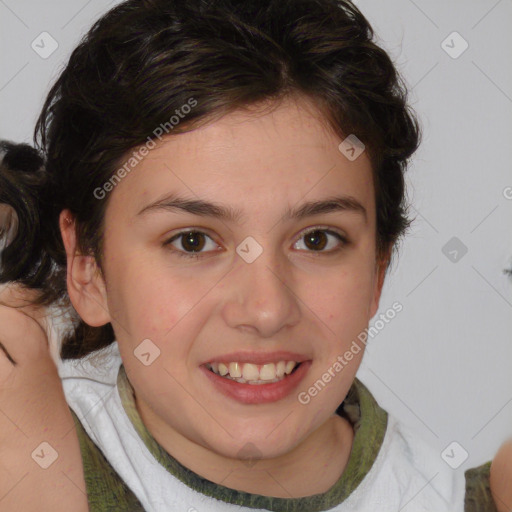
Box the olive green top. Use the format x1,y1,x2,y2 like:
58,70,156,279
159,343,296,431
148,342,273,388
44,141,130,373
464,462,498,512
69,365,497,511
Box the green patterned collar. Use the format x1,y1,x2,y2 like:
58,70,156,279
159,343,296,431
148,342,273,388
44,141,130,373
117,364,388,511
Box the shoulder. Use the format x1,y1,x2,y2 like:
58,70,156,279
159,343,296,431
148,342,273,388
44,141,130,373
465,461,498,512
366,414,466,511
343,380,465,511
59,341,123,444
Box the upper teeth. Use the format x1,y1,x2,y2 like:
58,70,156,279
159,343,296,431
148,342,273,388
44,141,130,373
207,361,299,382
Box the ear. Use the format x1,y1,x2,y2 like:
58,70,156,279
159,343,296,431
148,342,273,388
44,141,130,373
368,246,391,319
59,210,111,327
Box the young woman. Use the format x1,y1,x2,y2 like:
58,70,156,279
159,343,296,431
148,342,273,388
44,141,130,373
0,0,501,510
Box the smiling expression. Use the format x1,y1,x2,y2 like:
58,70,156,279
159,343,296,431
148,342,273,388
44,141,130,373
74,94,388,465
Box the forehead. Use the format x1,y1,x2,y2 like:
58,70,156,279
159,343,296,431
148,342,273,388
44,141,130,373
106,96,375,222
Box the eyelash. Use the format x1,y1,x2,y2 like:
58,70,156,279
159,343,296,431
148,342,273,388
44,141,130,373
162,227,349,260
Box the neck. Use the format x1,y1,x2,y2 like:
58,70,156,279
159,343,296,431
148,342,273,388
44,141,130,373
136,399,354,498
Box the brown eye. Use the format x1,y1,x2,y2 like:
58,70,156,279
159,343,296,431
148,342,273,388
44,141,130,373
304,230,328,251
163,230,220,259
294,228,347,254
181,231,206,252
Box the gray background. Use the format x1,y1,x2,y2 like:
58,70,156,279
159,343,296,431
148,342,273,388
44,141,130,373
1,0,511,475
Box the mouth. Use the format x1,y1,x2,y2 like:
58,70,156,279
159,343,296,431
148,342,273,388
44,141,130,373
201,358,311,404
205,360,302,385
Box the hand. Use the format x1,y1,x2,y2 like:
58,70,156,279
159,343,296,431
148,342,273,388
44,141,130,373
0,282,88,511
0,282,50,369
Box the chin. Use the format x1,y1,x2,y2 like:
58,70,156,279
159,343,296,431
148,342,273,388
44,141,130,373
209,427,304,463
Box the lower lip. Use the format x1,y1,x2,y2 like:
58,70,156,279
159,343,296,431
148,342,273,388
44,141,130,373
200,362,311,405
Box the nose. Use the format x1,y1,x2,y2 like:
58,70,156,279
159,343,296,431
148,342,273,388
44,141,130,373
221,246,301,338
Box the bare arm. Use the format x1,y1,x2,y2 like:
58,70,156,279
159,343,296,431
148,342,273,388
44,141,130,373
0,287,88,511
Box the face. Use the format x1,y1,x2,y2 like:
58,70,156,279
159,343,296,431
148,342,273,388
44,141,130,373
78,95,387,461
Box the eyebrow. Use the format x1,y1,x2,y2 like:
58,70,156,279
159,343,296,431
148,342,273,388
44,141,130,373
137,193,367,224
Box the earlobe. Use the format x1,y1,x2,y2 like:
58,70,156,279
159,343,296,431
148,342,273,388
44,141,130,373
59,210,111,327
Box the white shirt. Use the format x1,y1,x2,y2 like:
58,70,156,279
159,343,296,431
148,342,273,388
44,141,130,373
59,342,466,511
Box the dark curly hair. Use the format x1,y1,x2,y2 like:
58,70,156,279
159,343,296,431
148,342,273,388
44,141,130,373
0,0,421,359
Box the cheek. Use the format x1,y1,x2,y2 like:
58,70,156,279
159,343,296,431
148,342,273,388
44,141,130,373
105,255,215,350
101,224,178,333
304,262,377,333
109,283,183,342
